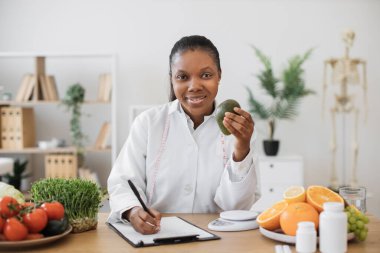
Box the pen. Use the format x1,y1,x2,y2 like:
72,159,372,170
127,179,155,218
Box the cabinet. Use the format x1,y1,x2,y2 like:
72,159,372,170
0,52,117,188
251,155,303,212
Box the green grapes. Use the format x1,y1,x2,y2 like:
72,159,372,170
345,205,370,242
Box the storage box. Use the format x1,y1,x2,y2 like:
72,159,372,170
45,154,78,178
1,107,36,149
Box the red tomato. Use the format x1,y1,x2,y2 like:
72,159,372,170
26,233,44,240
22,208,48,233
22,202,35,209
0,196,20,218
3,217,28,241
0,217,4,233
41,202,65,220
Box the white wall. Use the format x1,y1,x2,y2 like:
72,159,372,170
0,0,379,217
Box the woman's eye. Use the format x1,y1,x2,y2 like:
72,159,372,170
202,73,212,78
176,74,187,80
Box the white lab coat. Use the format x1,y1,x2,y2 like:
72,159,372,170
107,100,257,222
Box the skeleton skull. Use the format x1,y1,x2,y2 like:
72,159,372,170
342,29,356,47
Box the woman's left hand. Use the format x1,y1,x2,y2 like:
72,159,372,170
223,107,254,162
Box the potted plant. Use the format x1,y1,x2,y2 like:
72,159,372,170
31,178,103,233
246,47,315,156
3,159,30,190
61,83,86,167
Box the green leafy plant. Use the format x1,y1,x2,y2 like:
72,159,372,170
31,178,103,233
246,47,315,140
61,83,86,166
4,159,30,190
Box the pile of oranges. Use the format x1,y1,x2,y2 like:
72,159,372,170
257,185,344,236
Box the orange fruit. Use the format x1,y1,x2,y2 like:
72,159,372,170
257,200,288,231
306,185,344,212
280,202,319,236
283,186,306,203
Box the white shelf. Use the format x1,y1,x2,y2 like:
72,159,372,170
0,52,116,58
0,100,111,106
0,146,112,154
0,52,117,162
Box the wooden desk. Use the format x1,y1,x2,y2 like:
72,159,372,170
12,213,380,253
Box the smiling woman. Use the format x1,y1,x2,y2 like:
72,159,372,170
170,48,220,128
107,35,257,235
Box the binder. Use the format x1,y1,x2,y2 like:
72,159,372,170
107,216,220,247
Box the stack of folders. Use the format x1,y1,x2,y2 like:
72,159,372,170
0,107,35,149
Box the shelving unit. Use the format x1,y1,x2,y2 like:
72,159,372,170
0,146,111,154
0,52,117,187
0,100,111,106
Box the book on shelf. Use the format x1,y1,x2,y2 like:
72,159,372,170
45,75,59,101
32,74,40,100
39,75,50,100
97,74,105,101
22,75,37,101
97,73,112,102
15,74,32,102
15,74,59,101
94,121,110,149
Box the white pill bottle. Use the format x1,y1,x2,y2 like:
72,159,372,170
319,202,347,253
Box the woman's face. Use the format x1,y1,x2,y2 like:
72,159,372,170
170,49,221,119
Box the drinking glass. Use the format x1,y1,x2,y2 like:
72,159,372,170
339,186,366,213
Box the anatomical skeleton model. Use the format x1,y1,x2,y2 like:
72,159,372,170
322,29,368,190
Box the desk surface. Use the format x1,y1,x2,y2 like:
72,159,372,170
11,213,380,253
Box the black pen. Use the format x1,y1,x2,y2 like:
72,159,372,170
127,179,155,218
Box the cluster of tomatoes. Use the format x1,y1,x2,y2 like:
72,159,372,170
0,196,66,241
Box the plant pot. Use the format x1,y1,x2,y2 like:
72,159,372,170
8,178,21,190
70,216,98,233
263,140,280,156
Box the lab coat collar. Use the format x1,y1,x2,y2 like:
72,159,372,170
168,100,180,115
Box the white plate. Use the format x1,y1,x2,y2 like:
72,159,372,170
259,227,355,244
0,225,72,249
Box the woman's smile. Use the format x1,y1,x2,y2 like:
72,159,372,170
186,95,207,105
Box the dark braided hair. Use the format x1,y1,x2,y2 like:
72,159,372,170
168,35,221,101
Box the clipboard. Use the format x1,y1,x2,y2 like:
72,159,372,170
107,216,220,247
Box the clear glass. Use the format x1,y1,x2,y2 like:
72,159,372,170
339,186,366,213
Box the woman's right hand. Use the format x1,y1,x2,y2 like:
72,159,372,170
124,206,161,234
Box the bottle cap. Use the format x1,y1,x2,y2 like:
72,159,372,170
323,202,344,212
297,221,315,231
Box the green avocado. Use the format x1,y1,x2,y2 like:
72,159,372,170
42,214,69,236
215,99,241,135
